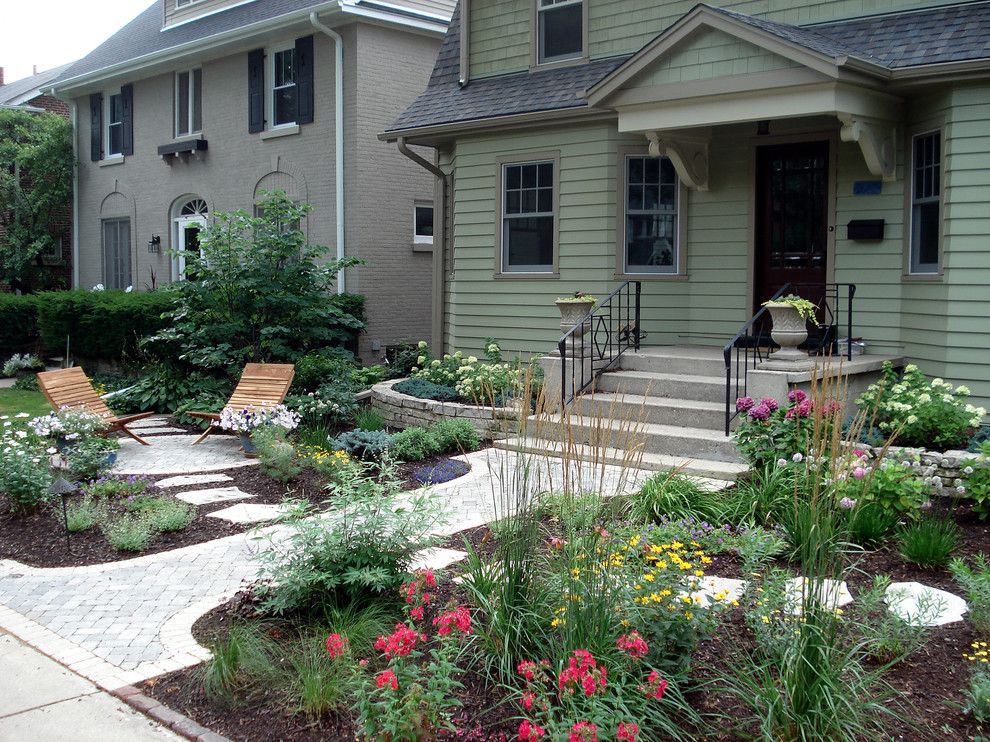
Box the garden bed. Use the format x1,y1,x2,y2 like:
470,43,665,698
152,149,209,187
138,499,990,741
371,379,517,438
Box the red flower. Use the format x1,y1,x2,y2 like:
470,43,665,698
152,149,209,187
568,721,598,742
517,660,539,682
616,722,639,741
616,631,649,659
374,624,423,658
521,691,535,711
641,670,668,700
518,719,545,741
325,633,348,659
375,670,398,690
434,606,472,637
419,568,438,589
558,650,607,697
410,606,425,622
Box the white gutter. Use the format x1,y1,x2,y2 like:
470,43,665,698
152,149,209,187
70,101,80,288
310,11,346,295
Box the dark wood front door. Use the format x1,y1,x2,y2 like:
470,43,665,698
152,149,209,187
754,141,829,314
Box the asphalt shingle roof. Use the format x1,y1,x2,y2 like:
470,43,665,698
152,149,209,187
388,1,990,136
0,64,73,106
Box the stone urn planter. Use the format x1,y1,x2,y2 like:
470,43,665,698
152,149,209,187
555,297,596,336
765,302,809,363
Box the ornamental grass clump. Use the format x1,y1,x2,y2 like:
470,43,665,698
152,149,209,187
857,361,985,449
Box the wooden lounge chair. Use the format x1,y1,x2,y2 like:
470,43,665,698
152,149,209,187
37,367,155,446
186,362,295,445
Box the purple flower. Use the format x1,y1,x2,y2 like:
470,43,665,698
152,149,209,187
853,467,866,480
839,497,857,509
787,389,808,404
736,397,755,412
748,403,771,421
762,398,780,412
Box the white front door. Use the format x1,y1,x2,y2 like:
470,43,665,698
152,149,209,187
173,216,206,280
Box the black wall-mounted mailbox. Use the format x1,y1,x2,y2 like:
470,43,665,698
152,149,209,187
847,219,885,241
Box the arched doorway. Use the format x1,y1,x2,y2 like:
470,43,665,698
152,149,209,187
172,197,208,280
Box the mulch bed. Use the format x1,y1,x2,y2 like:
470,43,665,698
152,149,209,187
140,501,990,741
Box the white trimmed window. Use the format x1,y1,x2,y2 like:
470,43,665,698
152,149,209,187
106,92,124,157
623,155,680,274
175,68,202,137
414,203,434,245
538,0,583,64
270,44,297,127
909,130,941,274
501,160,555,272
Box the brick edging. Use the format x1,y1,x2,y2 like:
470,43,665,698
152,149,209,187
112,685,231,742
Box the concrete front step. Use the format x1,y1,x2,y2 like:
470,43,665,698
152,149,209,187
536,414,744,464
617,347,726,377
495,437,746,482
594,370,726,404
574,392,729,431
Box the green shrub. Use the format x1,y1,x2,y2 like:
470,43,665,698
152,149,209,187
329,429,392,459
12,374,39,392
65,496,102,532
292,352,357,394
65,438,119,482
353,408,385,432
431,418,481,453
0,294,38,356
843,500,898,548
254,426,302,483
389,426,439,462
898,518,959,568
145,499,195,533
836,459,930,520
102,514,154,551
113,367,232,414
173,391,228,428
351,365,386,389
35,289,171,362
393,378,459,402
950,555,990,635
0,426,51,512
628,471,723,524
411,338,521,404
969,426,990,453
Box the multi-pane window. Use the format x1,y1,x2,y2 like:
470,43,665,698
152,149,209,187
272,47,297,127
502,161,554,272
107,93,124,156
910,131,941,274
102,218,131,289
175,69,202,137
414,204,434,245
538,0,583,64
624,156,679,274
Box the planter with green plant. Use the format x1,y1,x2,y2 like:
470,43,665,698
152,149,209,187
761,294,820,366
554,292,597,335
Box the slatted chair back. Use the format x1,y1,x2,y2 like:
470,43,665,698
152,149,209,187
37,367,116,421
223,363,295,413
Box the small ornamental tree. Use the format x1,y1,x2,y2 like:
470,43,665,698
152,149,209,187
145,191,363,370
0,109,73,291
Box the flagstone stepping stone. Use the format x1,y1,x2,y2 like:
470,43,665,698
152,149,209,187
176,487,254,506
687,576,746,607
784,577,854,615
409,548,469,572
156,473,234,488
885,581,968,626
133,426,187,435
206,503,290,524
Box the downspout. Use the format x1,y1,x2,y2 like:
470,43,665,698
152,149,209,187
70,101,80,288
309,11,346,294
397,137,447,352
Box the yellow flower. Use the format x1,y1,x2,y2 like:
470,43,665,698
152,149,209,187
694,570,704,577
570,568,581,579
684,611,694,620
643,573,655,582
761,615,770,624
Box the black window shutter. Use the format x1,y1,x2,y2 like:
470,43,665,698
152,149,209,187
120,84,134,156
247,49,265,133
89,93,103,161
295,35,315,125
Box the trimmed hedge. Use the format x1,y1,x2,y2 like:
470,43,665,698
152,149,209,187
36,289,172,362
0,294,39,357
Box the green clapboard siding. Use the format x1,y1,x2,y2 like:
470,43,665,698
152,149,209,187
470,0,973,80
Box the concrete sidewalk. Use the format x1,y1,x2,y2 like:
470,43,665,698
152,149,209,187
0,630,179,742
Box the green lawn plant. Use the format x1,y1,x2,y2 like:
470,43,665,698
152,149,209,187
65,496,103,532
101,513,155,552
897,518,959,568
388,426,439,461
627,469,723,523
65,437,119,481
253,426,303,483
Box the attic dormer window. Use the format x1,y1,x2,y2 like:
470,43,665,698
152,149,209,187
537,0,584,64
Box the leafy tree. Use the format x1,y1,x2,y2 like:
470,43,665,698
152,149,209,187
145,192,363,370
0,109,73,291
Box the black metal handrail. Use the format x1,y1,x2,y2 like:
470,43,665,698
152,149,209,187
722,282,857,435
558,281,641,407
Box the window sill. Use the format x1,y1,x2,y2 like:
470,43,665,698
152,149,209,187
615,271,688,281
493,271,559,280
901,271,943,282
99,155,125,167
412,242,434,253
529,55,588,73
261,125,300,140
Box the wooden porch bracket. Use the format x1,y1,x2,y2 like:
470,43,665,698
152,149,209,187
838,114,897,182
645,130,710,191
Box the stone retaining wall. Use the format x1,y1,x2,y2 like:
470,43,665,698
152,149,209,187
371,379,517,437
864,444,976,495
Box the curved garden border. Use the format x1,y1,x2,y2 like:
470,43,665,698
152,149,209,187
371,379,517,437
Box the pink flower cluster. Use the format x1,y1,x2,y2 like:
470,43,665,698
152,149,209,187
736,396,779,421
325,633,348,659
568,721,598,741
616,722,640,741
616,631,649,660
518,719,546,741
376,669,398,690
517,659,549,682
558,650,608,697
641,670,668,700
402,568,436,621
433,606,472,637
374,623,424,658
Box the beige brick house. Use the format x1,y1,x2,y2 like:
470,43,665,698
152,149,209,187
50,0,454,359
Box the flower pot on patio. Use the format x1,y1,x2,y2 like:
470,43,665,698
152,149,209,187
760,300,815,371
555,296,596,356
239,432,258,458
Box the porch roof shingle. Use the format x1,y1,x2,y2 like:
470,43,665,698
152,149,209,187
386,0,990,137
